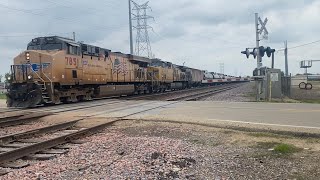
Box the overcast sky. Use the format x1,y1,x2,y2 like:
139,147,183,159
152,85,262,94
0,0,320,77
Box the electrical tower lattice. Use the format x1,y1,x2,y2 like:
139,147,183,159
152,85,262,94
131,1,154,58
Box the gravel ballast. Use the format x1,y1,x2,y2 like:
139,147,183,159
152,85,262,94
2,121,320,179
203,82,255,102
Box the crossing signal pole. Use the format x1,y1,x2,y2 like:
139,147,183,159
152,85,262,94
255,13,261,68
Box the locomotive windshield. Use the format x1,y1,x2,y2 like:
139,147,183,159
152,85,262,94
27,43,62,51
26,36,76,51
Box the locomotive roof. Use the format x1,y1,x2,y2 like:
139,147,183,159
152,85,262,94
29,36,79,45
29,36,151,64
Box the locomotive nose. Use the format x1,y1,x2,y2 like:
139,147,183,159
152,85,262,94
12,50,53,83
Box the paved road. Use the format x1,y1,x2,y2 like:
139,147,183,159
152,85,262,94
0,100,6,108
116,101,320,133
2,99,320,133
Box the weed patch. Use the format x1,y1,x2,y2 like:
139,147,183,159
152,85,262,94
273,144,301,154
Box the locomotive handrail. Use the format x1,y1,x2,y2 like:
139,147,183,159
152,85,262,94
42,72,54,96
26,64,46,82
26,63,54,96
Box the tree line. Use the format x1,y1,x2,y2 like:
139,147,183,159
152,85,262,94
0,73,10,83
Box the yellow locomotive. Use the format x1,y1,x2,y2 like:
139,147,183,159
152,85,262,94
7,36,203,107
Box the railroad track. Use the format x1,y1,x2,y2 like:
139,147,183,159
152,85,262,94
119,86,211,101
0,112,51,128
0,101,178,175
123,85,241,101
0,83,245,113
124,83,243,101
166,84,242,101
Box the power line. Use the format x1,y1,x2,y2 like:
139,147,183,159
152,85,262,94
43,0,122,16
0,3,126,33
277,39,320,51
0,32,73,38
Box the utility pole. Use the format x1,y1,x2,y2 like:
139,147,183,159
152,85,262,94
128,0,134,55
284,40,289,77
131,1,154,58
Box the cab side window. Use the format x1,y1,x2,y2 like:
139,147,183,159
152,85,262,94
68,45,79,55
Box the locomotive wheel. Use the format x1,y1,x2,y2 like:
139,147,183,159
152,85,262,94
53,94,61,104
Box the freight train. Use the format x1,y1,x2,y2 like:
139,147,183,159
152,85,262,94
6,36,248,108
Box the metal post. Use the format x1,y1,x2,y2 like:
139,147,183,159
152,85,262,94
271,52,274,68
128,0,134,55
255,13,261,68
255,13,261,101
284,41,289,77
72,32,76,41
269,73,272,101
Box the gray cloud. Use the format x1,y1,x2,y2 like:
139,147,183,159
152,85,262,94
0,0,320,77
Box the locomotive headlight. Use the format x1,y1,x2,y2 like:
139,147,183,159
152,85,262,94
26,52,30,60
27,75,32,80
7,76,11,80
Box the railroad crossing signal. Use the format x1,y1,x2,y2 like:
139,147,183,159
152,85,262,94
241,46,275,59
258,17,269,40
241,48,250,58
265,47,275,58
250,48,258,59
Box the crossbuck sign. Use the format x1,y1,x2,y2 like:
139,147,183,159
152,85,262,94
258,17,269,40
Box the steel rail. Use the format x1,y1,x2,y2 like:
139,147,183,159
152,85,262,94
180,86,240,101
0,115,25,122
123,86,215,100
0,120,117,165
0,112,51,128
124,84,242,101
166,85,241,101
0,120,81,145
0,101,179,165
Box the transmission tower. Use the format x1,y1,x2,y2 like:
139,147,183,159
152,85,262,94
130,1,154,58
219,63,225,74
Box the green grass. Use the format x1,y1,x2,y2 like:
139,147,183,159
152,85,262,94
0,93,6,99
273,143,301,154
255,142,301,154
249,132,283,138
253,142,302,159
300,99,320,104
242,92,256,98
256,142,281,149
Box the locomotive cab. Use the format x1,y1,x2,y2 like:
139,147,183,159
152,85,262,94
7,36,79,107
